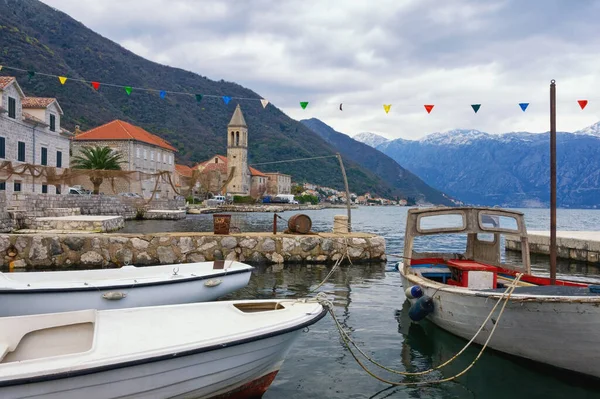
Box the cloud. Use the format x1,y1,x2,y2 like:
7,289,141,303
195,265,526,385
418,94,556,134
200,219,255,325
41,0,600,139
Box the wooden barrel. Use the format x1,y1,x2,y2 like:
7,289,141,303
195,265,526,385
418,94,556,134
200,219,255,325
288,214,312,234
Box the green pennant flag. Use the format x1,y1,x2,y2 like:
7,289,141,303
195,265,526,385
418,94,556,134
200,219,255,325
27,70,35,79
124,86,132,95
471,104,481,113
196,94,203,103
300,101,308,109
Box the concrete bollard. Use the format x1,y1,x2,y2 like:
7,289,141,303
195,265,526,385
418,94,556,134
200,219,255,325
333,215,349,234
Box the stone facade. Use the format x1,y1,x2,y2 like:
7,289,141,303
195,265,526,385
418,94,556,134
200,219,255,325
71,121,176,199
27,215,124,232
0,77,71,196
0,193,13,232
0,232,386,269
265,172,292,195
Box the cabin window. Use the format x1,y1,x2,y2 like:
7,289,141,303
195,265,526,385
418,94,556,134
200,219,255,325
417,213,466,233
479,213,519,232
8,97,16,119
477,233,495,243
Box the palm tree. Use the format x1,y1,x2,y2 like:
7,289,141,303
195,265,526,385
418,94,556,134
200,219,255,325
71,146,125,194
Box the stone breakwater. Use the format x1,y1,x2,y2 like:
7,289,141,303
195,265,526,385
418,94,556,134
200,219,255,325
0,232,386,270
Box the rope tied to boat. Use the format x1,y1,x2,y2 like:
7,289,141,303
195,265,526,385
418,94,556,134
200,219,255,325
317,273,524,385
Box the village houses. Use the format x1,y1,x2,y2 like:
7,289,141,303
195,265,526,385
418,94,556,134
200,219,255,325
0,76,71,195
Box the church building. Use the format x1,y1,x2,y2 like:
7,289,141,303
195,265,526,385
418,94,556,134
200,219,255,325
194,104,287,198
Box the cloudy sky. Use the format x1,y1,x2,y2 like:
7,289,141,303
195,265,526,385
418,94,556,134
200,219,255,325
41,0,600,139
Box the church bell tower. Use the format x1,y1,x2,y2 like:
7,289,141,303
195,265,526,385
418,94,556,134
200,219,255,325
226,104,250,195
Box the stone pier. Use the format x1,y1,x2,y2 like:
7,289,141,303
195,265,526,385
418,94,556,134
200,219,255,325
505,230,600,264
0,232,386,270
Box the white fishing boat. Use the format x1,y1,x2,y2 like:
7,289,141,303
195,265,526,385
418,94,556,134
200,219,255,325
0,298,326,399
398,207,600,379
0,261,253,317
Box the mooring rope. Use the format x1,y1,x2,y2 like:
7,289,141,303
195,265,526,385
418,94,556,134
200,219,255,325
316,273,523,385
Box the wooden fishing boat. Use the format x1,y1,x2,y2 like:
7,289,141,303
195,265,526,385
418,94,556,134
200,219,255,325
0,299,326,399
0,261,253,317
398,207,600,378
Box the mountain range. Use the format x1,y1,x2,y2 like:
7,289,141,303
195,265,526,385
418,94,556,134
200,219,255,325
0,0,452,204
354,124,600,208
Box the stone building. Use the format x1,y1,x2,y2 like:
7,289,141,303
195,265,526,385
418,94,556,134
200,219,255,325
72,120,177,198
194,105,271,198
265,172,291,195
0,76,71,196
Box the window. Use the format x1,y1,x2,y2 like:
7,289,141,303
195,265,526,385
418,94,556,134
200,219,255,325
42,184,48,194
479,213,519,232
136,148,141,158
49,114,56,132
417,213,466,233
214,158,218,163
14,181,21,192
169,155,172,165
0,181,5,191
55,185,61,195
8,97,16,119
151,151,154,161
41,147,48,166
163,153,166,163
144,149,147,160
56,151,62,168
17,141,25,162
0,137,5,159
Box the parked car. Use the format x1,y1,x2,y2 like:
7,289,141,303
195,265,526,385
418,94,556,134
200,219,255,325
67,186,91,195
275,194,298,204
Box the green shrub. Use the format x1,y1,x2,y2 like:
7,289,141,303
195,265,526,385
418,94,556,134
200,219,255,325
296,194,319,205
233,195,255,204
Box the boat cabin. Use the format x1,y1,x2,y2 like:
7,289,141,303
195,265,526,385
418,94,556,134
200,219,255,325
402,207,534,290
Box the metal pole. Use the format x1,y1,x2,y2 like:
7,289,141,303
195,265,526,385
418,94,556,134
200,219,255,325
273,213,277,235
336,153,352,232
550,79,557,285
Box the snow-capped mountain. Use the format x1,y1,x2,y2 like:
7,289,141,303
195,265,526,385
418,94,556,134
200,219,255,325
352,132,390,148
366,121,600,208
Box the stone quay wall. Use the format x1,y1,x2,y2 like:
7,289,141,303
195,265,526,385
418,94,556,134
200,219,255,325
7,193,185,223
0,232,386,270
0,194,13,233
506,232,600,264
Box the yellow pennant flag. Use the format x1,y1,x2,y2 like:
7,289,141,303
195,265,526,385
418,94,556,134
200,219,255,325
58,76,67,85
383,104,391,114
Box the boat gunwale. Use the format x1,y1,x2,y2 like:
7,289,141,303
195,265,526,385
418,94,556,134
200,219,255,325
0,304,327,388
0,267,253,294
401,267,600,304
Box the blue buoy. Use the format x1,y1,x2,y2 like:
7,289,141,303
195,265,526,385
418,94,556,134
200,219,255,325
408,295,434,322
405,285,424,299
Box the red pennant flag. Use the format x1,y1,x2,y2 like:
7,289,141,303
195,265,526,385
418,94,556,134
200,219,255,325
91,81,100,90
424,104,434,114
578,100,588,110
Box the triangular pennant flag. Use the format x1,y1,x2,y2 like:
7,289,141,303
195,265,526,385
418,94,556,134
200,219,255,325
578,100,588,110
383,104,391,114
195,94,203,103
300,101,309,109
222,96,231,105
27,70,35,79
160,90,166,99
260,98,269,108
519,103,529,112
424,104,434,114
91,81,100,90
58,76,67,85
471,104,481,113
124,86,132,95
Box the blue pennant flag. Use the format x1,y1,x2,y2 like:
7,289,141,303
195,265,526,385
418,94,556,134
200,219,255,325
222,96,231,105
519,103,529,112
160,90,166,99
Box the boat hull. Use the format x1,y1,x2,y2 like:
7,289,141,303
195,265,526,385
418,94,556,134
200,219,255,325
0,329,300,399
0,271,251,317
400,273,600,378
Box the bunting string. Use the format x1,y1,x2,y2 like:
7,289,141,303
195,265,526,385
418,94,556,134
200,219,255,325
0,64,594,114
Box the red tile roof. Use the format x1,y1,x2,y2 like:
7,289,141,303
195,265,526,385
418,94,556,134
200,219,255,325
249,166,267,177
175,164,193,177
0,76,15,90
74,120,177,152
22,97,56,108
